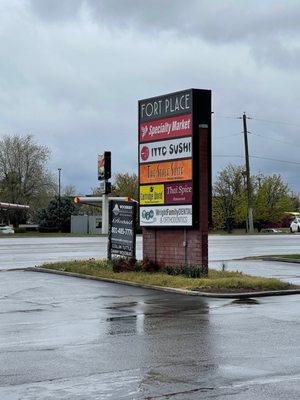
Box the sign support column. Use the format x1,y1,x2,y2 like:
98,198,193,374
97,151,111,235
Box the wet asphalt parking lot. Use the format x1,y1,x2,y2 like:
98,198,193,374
0,234,300,399
1,233,300,270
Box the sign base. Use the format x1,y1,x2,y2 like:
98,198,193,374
142,227,208,273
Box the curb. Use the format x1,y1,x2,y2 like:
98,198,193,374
26,267,300,299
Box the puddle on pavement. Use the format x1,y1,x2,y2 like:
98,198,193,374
144,386,214,399
231,298,260,305
0,308,45,314
105,301,139,310
106,315,137,322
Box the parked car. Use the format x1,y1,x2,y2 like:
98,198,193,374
290,217,300,233
0,225,15,234
261,228,282,233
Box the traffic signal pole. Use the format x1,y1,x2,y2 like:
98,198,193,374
102,194,109,235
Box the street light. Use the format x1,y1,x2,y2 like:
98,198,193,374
58,168,61,231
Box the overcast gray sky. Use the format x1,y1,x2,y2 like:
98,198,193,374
1,0,300,194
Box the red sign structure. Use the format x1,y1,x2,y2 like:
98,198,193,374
138,89,211,271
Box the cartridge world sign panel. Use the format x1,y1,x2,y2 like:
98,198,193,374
138,88,210,228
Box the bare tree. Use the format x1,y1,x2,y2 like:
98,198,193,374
111,172,138,200
0,134,56,224
213,164,245,231
63,184,77,196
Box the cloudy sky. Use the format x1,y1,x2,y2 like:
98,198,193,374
1,0,300,194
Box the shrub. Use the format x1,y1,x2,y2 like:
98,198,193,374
165,265,206,278
141,258,161,273
110,257,137,273
14,227,26,233
39,226,59,233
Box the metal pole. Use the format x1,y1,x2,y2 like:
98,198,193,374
58,168,61,232
242,113,254,233
102,193,109,235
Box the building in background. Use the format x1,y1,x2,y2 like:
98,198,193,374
71,215,102,235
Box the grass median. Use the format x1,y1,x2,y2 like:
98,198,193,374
271,254,300,260
39,259,296,293
251,254,300,262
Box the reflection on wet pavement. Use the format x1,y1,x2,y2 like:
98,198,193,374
0,270,299,399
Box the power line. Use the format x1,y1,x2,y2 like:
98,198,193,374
213,154,300,166
214,132,242,139
213,114,239,120
215,130,299,147
213,155,243,158
250,131,300,148
251,117,300,128
251,155,300,165
213,113,300,128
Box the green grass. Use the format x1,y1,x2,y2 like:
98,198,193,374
40,259,296,292
267,254,300,260
281,254,300,259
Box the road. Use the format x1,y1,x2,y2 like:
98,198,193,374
1,234,300,270
0,270,299,400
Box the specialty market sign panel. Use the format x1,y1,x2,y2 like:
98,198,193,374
108,200,137,258
140,114,192,142
138,88,211,227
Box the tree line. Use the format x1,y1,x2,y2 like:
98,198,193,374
0,134,298,232
213,164,298,232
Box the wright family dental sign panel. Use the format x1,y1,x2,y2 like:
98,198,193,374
138,89,211,228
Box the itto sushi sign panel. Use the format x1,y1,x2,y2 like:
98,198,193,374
138,89,211,228
139,137,192,163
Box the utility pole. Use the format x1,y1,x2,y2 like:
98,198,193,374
58,168,62,232
242,113,254,233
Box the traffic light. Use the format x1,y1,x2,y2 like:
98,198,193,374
98,151,111,181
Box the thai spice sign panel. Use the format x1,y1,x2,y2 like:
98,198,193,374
108,200,137,258
138,89,211,228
